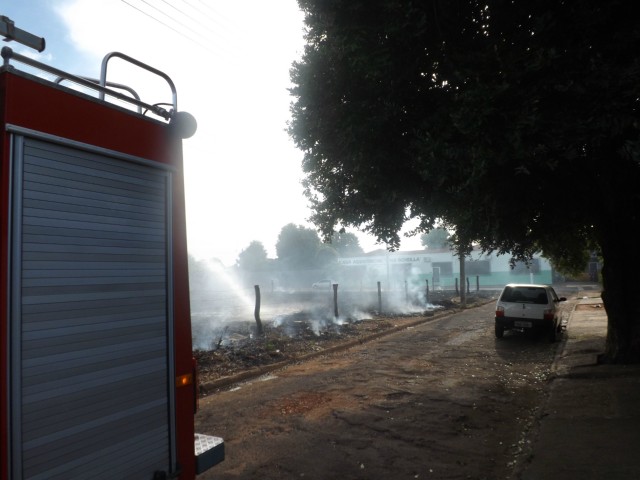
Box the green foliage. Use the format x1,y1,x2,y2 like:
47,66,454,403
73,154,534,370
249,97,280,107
187,254,210,289
237,241,269,271
545,244,601,280
328,231,364,256
187,255,227,292
289,0,640,271
290,1,640,362
420,228,450,250
275,223,322,269
315,243,339,265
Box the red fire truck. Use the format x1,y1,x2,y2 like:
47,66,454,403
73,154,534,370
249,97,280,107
0,19,223,479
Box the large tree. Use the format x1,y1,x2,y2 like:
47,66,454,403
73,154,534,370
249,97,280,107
289,1,640,362
236,241,269,271
275,223,322,269
328,231,364,256
421,228,450,250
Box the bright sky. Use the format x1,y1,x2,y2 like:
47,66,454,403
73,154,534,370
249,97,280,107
1,0,423,265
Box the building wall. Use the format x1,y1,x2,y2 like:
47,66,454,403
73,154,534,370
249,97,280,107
336,249,553,290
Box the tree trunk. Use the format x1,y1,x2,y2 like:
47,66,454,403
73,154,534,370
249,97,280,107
254,285,264,336
600,237,640,363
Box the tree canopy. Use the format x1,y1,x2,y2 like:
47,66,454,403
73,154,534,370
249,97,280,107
236,240,269,271
289,0,640,362
328,231,364,256
275,223,322,269
421,228,450,250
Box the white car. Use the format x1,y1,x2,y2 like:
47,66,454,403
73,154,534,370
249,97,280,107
494,283,566,342
312,279,335,290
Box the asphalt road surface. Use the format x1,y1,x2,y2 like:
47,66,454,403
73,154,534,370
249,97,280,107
195,300,568,480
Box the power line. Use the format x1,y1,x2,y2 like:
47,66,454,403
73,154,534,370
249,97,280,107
189,0,229,23
119,0,216,54
141,0,211,43
170,0,231,35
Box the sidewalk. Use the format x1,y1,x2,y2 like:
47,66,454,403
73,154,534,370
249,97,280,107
518,287,640,479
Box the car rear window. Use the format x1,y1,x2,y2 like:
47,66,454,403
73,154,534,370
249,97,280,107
501,286,548,304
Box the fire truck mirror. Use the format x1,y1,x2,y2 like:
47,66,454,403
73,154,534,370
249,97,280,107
170,110,198,139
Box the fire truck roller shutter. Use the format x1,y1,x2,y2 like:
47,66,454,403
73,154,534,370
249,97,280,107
10,134,176,480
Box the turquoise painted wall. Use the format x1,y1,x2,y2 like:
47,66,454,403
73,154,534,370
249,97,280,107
338,250,554,290
414,270,553,290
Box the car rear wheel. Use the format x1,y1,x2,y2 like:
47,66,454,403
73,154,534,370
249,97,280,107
495,324,504,339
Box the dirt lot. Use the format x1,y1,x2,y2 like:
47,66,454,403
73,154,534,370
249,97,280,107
194,290,576,479
194,294,476,390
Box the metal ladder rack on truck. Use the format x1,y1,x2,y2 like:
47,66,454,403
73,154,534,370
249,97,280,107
0,20,223,480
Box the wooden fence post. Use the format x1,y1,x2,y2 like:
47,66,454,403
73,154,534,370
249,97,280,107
254,285,263,335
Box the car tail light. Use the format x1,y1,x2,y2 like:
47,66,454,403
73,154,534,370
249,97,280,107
496,306,505,317
543,309,554,321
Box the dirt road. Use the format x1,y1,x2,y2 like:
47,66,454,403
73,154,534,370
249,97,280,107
195,300,569,479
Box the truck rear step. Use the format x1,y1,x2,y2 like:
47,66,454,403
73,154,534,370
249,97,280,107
195,434,225,474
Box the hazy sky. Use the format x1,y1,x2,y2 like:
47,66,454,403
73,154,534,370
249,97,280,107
1,0,423,265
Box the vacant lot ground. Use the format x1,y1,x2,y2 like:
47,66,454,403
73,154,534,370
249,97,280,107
194,294,575,480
